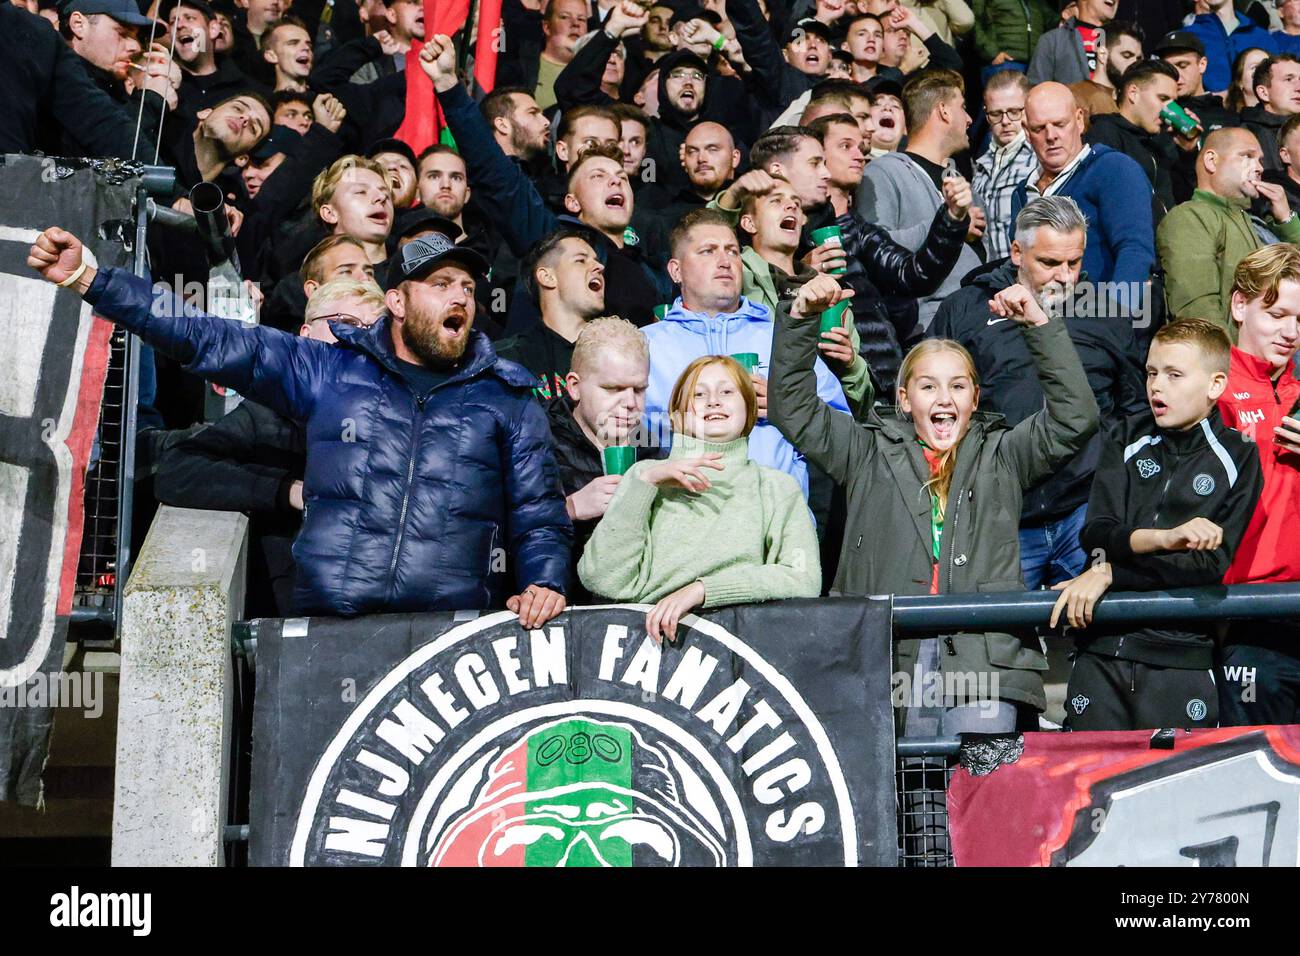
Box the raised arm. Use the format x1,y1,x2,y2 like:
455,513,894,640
27,229,330,424
423,35,558,258
992,284,1100,487
844,185,971,298
767,275,871,485
725,0,787,108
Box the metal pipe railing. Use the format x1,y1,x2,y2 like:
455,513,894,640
890,582,1300,633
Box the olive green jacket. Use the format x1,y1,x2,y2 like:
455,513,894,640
768,304,1100,712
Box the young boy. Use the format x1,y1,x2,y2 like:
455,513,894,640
1050,318,1264,731
1217,245,1300,725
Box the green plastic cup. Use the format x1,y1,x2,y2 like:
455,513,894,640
820,300,849,333
809,224,846,275
603,445,636,476
730,352,760,373
1160,101,1202,138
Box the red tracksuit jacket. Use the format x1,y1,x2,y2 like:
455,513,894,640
1218,347,1300,583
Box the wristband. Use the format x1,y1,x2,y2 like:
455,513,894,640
712,33,726,51
58,260,88,289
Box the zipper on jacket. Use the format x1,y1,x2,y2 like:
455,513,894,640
944,483,966,594
1149,473,1173,528
386,394,427,595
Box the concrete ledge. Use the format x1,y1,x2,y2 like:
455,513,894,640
112,506,247,866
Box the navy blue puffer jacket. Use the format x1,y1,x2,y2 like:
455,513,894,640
85,267,572,617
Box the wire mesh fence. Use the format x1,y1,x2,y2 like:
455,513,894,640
896,740,958,867
73,324,128,620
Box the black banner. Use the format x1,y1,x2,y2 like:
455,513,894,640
250,600,897,866
0,154,133,805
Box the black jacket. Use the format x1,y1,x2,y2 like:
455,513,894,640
0,0,164,159
833,202,971,396
933,260,1149,525
154,398,306,615
1241,105,1287,174
545,391,661,603
1085,112,1179,223
495,322,576,401
308,36,406,147
176,57,263,128
1077,409,1264,667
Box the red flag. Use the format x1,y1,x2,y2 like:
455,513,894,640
394,0,472,154
473,0,503,94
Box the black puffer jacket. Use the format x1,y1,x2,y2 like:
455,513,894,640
822,203,970,397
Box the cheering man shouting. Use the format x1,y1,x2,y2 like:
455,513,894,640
27,227,572,625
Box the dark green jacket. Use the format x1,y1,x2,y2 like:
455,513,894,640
972,0,1058,65
768,306,1100,712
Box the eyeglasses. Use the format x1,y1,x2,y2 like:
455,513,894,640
311,312,367,327
668,69,706,83
986,108,1025,123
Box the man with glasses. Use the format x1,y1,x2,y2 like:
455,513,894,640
973,70,1036,262
154,279,387,615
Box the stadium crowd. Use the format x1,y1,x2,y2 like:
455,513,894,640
11,0,1300,734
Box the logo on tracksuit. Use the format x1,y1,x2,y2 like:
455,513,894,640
1192,474,1215,496
1186,698,1208,721
1071,694,1090,715
1135,458,1161,479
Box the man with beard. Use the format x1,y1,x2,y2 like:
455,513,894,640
1085,59,1183,223
415,145,494,251
553,2,753,197
481,86,553,164
166,0,262,124
497,228,607,400
260,16,313,92
424,34,671,327
1242,54,1300,174
1100,19,1144,89
48,0,175,160
29,226,573,624
857,69,984,335
933,195,1147,589
634,121,741,256
1158,127,1300,332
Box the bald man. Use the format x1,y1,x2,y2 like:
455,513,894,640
1157,127,1300,335
633,121,742,256
1010,82,1155,293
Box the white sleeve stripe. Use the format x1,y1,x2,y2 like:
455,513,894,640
1200,418,1239,488
1122,433,1160,462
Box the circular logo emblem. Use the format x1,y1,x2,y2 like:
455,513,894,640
289,609,857,866
1187,698,1208,721
1193,474,1215,496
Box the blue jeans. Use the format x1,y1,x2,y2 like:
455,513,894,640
1019,503,1088,590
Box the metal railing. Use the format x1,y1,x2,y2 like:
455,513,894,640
70,166,177,637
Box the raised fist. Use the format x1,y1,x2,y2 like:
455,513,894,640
27,227,87,287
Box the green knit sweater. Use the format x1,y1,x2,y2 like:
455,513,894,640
576,434,822,607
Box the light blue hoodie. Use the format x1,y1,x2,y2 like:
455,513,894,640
642,296,850,497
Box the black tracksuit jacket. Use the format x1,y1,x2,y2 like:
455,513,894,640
1076,409,1264,668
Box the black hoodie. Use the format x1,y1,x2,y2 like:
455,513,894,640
1241,105,1288,174
1085,112,1179,223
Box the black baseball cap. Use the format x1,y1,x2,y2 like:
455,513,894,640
160,0,216,20
367,137,418,171
384,232,488,291
64,0,162,29
864,69,903,100
1154,30,1206,58
786,17,832,45
392,207,464,246
250,124,302,162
